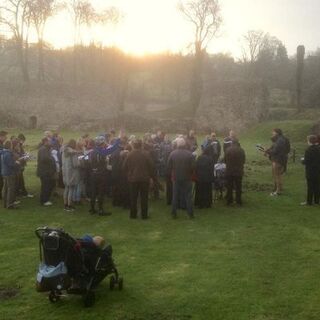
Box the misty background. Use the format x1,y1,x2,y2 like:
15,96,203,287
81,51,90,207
0,0,319,133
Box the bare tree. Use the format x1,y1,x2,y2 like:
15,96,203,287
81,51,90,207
179,0,222,115
0,0,32,82
99,6,122,26
67,0,93,83
67,0,121,83
242,30,266,63
68,0,98,45
29,0,62,81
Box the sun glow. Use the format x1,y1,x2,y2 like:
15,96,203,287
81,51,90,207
39,0,320,58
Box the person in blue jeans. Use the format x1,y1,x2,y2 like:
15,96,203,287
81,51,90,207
167,138,195,219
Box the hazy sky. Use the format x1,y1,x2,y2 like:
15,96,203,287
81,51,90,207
43,0,319,57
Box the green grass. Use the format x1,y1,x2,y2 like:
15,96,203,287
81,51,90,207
1,120,320,320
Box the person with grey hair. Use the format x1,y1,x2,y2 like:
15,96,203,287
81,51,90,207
167,137,195,219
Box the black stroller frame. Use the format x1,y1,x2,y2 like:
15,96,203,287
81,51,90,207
35,226,123,307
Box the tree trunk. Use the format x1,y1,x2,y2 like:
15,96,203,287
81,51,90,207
17,38,29,83
296,45,305,112
190,47,204,116
38,40,45,81
118,73,129,115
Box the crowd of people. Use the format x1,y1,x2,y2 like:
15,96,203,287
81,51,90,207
2,126,317,218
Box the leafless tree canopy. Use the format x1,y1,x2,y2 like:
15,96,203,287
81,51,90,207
242,30,266,63
68,0,121,44
178,0,222,53
242,30,282,64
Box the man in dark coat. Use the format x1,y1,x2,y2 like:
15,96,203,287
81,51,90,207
167,137,195,219
87,135,120,216
223,130,238,156
37,138,56,206
123,139,155,219
225,141,246,206
160,135,173,205
302,135,320,205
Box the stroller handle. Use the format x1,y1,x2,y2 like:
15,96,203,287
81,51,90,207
35,226,65,239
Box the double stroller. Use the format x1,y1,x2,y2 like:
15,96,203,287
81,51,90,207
35,227,123,307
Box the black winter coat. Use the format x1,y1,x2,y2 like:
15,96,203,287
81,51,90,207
268,135,288,166
303,145,320,179
225,145,246,177
37,145,56,178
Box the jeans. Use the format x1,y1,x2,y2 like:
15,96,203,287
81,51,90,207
73,181,85,202
2,175,16,208
0,175,3,200
16,171,28,196
172,180,193,217
64,185,76,206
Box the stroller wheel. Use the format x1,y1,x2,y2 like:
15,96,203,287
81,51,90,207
109,275,116,290
48,291,60,303
118,277,124,291
83,291,95,308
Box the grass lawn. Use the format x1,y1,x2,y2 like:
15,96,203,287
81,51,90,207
1,120,320,320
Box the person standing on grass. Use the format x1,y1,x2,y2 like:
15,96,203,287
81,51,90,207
160,134,173,206
0,140,20,209
15,134,34,198
37,138,56,206
73,138,86,205
167,137,195,219
194,147,215,209
225,141,246,206
61,139,80,212
301,135,320,206
0,130,8,200
123,139,155,220
265,129,290,196
87,135,121,216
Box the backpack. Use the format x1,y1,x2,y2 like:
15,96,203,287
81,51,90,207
283,136,291,155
